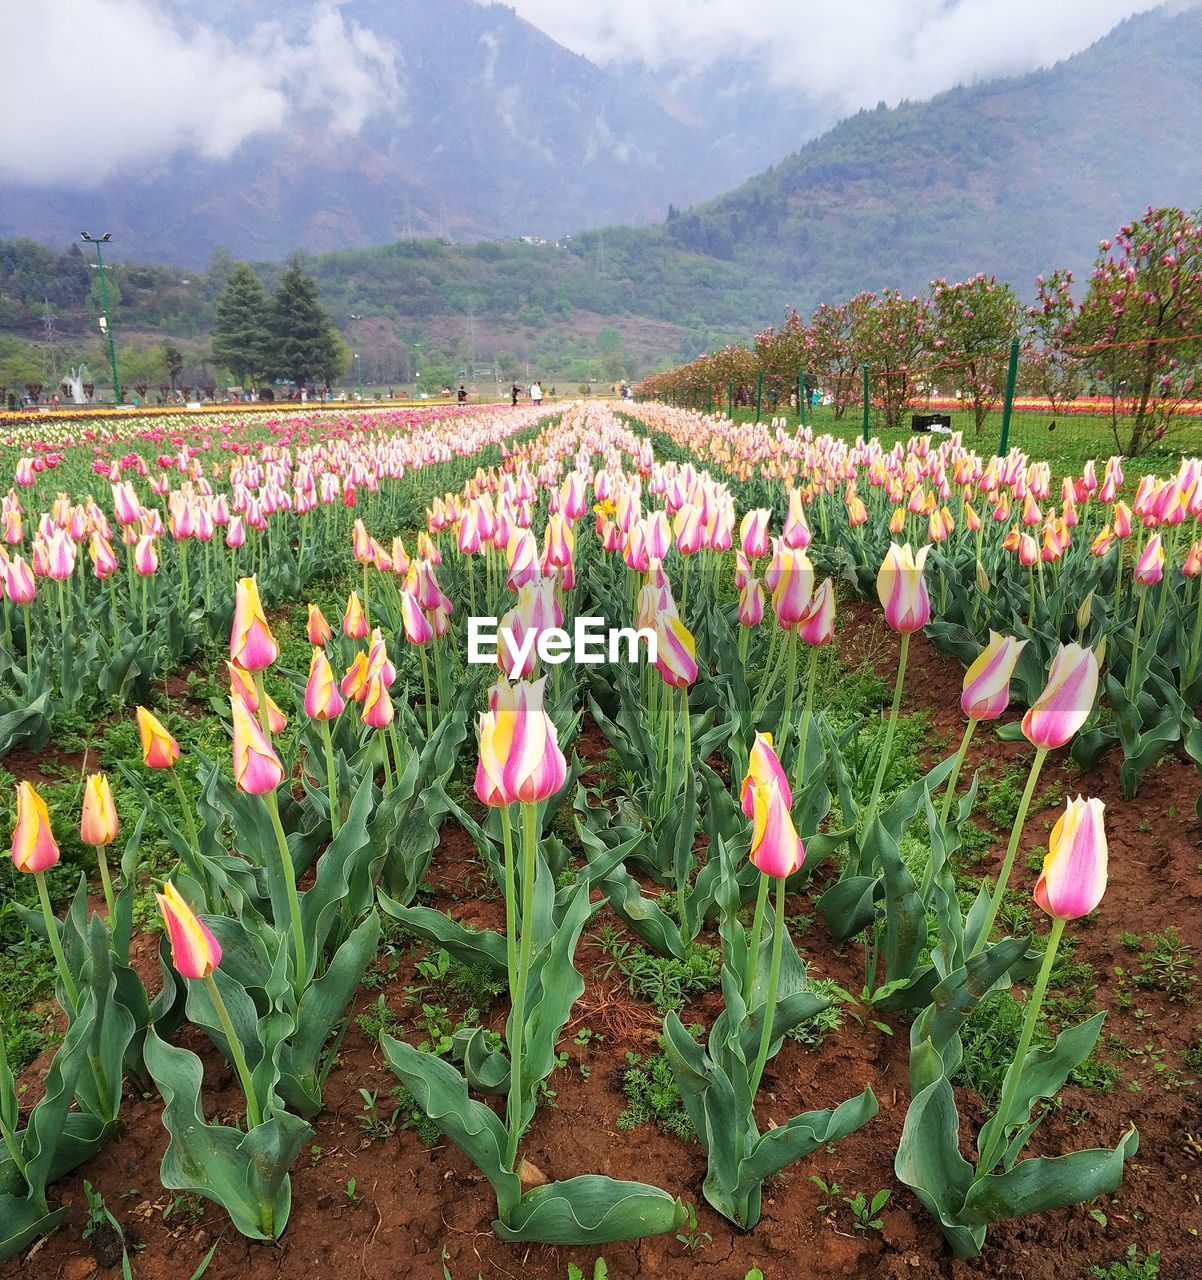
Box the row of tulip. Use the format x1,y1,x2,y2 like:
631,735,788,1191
0,404,550,753
0,400,1169,1261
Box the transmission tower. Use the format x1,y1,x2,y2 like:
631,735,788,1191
40,299,63,384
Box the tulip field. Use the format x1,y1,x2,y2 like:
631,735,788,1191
0,398,1198,1280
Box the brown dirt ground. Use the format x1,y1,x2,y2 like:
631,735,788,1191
5,615,1201,1280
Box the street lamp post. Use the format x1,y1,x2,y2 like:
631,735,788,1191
349,312,363,401
412,340,423,399
81,232,122,405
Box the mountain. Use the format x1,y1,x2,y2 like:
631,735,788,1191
0,0,800,263
1,7,1198,387
660,7,1201,301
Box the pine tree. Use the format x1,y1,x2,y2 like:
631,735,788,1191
212,262,272,388
269,258,341,388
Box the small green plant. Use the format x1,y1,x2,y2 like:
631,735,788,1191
358,1087,400,1139
810,1175,842,1212
566,1261,610,1280
845,1188,890,1231
1131,927,1197,1002
787,977,846,1048
356,994,404,1040
1089,1244,1161,1279
345,1177,359,1203
675,1202,711,1254
391,1082,442,1146
611,940,721,1012
1119,931,1142,952
82,1181,137,1277
617,1050,696,1141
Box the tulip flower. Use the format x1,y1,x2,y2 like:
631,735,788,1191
361,673,394,729
231,576,279,672
307,602,333,645
770,547,814,628
739,508,770,559
136,705,180,769
1022,643,1099,751
936,633,1028,833
81,772,120,917
12,781,81,1014
876,542,930,634
653,612,698,689
740,731,792,818
342,589,368,639
748,773,805,879
306,649,345,833
1133,533,1164,586
475,677,568,807
1035,796,1108,922
156,880,263,1131
231,697,285,795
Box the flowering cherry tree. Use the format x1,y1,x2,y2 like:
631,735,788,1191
928,274,1021,433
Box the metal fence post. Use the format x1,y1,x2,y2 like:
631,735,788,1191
861,363,870,443
997,336,1020,455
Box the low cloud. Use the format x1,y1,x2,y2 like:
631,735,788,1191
505,0,1179,108
0,0,402,185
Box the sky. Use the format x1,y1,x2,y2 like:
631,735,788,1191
0,0,1181,186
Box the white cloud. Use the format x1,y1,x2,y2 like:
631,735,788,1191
0,0,402,185
501,1,1176,108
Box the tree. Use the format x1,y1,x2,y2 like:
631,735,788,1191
163,342,184,391
1067,207,1202,454
1022,268,1084,412
806,301,859,419
848,290,929,431
269,259,342,387
212,263,272,388
927,273,1020,432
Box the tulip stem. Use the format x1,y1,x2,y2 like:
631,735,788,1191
861,631,911,852
34,871,80,1015
969,746,1048,958
1126,586,1147,702
264,790,308,992
95,843,116,919
938,718,977,829
661,684,676,821
504,801,539,1170
418,645,434,739
167,766,204,878
320,719,340,836
741,871,770,1008
976,916,1064,1178
749,874,787,1098
202,974,263,1131
499,805,518,994
252,671,271,739
792,643,820,797
776,630,799,771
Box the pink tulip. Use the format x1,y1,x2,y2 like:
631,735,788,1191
961,632,1027,721
1021,643,1099,750
1034,796,1108,920
876,543,930,634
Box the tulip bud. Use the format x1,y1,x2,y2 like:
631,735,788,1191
975,560,990,594
1076,591,1094,631
156,881,222,980
653,612,698,688
136,706,181,769
11,781,59,873
80,773,119,846
1021,643,1099,750
1034,796,1107,920
796,577,835,646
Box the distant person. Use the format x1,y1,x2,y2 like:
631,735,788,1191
510,382,520,407
530,381,543,407
457,385,467,403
